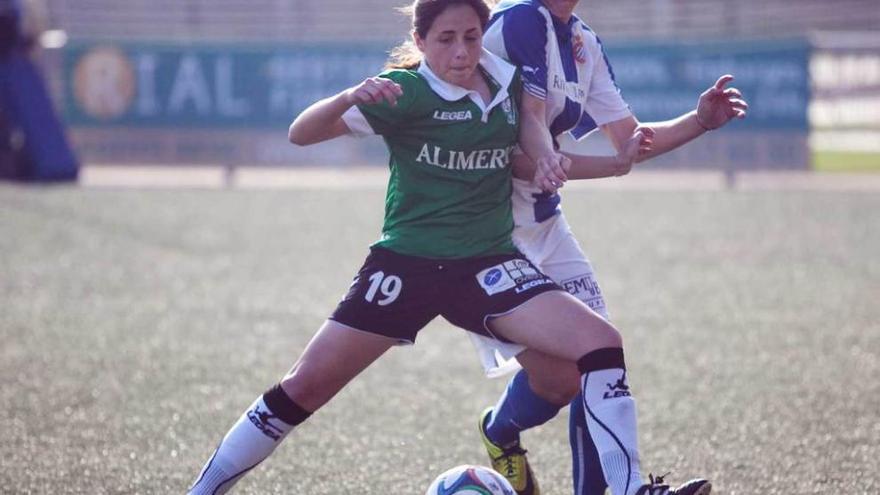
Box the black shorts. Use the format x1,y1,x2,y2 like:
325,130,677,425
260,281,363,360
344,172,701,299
330,247,562,344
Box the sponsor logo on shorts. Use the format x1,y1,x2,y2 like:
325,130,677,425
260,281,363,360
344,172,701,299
561,273,606,315
515,278,552,293
477,265,516,295
484,268,503,286
477,259,553,296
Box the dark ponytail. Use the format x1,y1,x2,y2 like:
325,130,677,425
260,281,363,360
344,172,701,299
386,0,491,69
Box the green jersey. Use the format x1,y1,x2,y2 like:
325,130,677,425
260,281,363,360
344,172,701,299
342,50,521,259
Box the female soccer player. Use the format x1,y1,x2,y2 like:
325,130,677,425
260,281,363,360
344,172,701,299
473,2,748,495
187,1,704,494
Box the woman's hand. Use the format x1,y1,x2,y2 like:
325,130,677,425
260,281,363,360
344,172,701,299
344,77,404,107
696,75,749,130
533,152,571,194
613,126,655,176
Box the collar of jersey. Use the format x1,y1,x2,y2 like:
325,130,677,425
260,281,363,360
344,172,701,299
418,48,516,123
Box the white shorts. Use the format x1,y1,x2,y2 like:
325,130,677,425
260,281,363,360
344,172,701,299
469,184,610,377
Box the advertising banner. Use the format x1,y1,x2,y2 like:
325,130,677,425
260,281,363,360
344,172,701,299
62,39,812,168
604,39,811,131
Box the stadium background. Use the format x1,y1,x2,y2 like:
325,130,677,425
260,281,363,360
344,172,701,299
2,1,879,494
28,0,880,173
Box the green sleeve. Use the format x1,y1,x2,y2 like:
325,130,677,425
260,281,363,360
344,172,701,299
356,69,420,136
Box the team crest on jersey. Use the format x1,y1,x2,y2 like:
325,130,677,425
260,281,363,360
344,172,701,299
501,98,517,125
572,33,587,64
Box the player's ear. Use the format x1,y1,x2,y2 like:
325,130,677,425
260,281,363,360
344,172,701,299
413,30,425,52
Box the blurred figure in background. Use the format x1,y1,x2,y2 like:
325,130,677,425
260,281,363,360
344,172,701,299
0,0,27,177
0,0,78,181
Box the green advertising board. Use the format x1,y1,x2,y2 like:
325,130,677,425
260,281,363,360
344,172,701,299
601,38,811,131
62,39,812,168
64,42,392,129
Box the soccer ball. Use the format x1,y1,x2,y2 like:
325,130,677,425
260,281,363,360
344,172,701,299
425,465,515,495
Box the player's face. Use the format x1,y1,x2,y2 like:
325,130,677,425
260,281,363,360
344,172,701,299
414,4,483,88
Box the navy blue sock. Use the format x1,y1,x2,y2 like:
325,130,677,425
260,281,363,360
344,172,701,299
485,369,563,447
570,391,608,495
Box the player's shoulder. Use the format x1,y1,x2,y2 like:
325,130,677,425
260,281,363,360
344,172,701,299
370,67,440,116
377,68,431,104
491,0,547,26
574,19,603,48
493,0,544,13
377,68,424,88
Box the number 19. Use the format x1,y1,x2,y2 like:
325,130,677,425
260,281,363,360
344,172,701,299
365,271,402,306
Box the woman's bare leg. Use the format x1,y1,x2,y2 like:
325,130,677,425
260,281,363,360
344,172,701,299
281,321,398,411
489,290,621,358
188,320,396,494
489,291,643,495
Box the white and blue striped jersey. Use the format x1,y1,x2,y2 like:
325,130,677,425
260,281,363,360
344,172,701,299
483,0,632,225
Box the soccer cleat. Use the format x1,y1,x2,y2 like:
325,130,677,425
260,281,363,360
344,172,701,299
634,473,712,495
478,407,540,495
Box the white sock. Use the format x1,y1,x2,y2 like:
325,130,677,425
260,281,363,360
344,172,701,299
581,366,644,495
188,395,298,494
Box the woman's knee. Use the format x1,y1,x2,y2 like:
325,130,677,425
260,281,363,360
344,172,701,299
279,363,330,412
565,313,624,358
518,351,582,405
278,320,394,411
280,359,358,413
583,319,623,350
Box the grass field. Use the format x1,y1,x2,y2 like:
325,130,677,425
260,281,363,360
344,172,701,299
1,183,878,494
813,151,880,173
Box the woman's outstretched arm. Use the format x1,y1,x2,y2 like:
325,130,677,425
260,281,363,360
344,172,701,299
288,77,402,146
600,74,748,161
